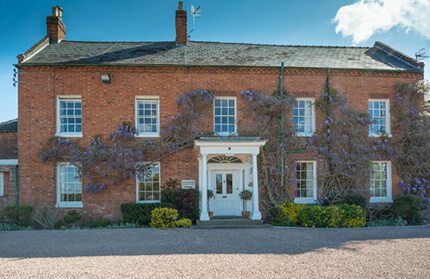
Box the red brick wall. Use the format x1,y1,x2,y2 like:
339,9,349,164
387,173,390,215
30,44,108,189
17,66,423,218
0,167,17,207
0,132,18,159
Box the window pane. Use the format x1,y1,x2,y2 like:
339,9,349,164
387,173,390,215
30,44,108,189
137,163,160,201
369,101,389,136
214,98,236,135
136,100,159,135
295,162,315,199
216,174,222,194
293,100,313,136
226,174,233,194
370,162,388,198
58,164,82,203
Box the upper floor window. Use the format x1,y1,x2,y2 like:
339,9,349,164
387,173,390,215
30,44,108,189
295,161,317,204
214,97,236,135
57,97,82,137
369,99,390,136
370,161,392,203
56,163,82,208
136,98,160,137
136,163,160,203
293,98,315,137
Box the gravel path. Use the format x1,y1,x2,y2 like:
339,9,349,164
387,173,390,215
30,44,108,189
0,226,429,278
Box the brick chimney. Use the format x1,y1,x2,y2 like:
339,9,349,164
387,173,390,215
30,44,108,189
46,6,66,44
175,1,187,45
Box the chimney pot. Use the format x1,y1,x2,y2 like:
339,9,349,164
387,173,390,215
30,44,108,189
178,1,184,10
46,6,66,44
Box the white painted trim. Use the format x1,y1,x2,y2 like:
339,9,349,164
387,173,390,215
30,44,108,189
213,96,238,136
56,96,83,138
0,172,4,196
294,98,316,137
135,162,161,203
294,160,318,204
135,97,160,138
0,159,18,166
370,161,393,203
56,163,83,208
368,99,391,137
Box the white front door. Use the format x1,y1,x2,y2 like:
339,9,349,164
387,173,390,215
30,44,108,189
210,171,240,216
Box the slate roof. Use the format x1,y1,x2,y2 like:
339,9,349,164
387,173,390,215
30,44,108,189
20,40,423,72
0,119,17,132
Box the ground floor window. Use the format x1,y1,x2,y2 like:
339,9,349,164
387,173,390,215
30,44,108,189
0,172,4,196
136,162,160,202
295,161,317,204
370,161,392,203
56,163,82,208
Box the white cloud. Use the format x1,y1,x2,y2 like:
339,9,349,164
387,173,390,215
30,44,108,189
333,0,430,44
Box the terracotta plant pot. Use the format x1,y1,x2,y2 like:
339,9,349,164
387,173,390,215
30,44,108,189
208,211,214,219
241,211,250,219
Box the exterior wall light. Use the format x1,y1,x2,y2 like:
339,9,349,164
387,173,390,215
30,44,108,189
100,73,111,84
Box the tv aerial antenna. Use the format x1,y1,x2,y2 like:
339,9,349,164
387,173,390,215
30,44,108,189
415,48,429,61
189,4,201,35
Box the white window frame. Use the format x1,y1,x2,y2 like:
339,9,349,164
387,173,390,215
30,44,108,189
56,96,83,138
135,96,160,138
368,99,391,137
293,98,316,137
370,161,393,203
214,96,237,136
0,173,4,196
294,160,317,204
56,163,83,208
136,162,161,203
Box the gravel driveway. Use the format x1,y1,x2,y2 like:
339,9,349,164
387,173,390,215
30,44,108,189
0,226,429,278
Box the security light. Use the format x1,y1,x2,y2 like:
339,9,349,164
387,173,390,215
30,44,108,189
100,73,111,84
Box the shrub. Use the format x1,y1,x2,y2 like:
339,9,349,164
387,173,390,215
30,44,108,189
82,218,112,228
366,204,396,222
175,218,192,228
0,223,33,231
1,205,33,227
62,210,82,226
337,192,368,208
150,207,179,228
367,216,407,227
161,181,199,221
392,194,423,225
297,204,366,228
121,202,174,225
271,203,305,226
35,204,60,230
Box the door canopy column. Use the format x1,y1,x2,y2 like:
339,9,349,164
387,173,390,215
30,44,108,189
199,154,209,221
251,153,262,220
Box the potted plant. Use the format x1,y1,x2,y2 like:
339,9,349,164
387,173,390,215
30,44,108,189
207,189,215,219
239,190,253,219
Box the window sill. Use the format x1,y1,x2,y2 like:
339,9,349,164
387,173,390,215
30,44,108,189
136,134,160,138
294,198,317,204
370,197,392,203
137,200,161,204
369,134,392,138
295,133,314,137
55,133,83,138
56,202,83,208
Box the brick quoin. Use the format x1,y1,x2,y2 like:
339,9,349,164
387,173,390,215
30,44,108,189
17,65,422,218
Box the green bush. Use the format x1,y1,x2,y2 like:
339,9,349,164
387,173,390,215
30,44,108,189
392,194,423,225
1,205,33,227
161,179,199,221
0,223,33,231
366,204,396,222
271,203,305,226
63,210,82,226
150,207,179,228
367,216,407,227
175,218,192,228
297,204,366,228
337,192,368,208
121,202,174,225
82,218,112,228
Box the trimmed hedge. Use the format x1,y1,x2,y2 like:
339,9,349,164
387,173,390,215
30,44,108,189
121,202,174,225
161,188,199,221
392,194,423,225
1,205,33,227
272,203,366,228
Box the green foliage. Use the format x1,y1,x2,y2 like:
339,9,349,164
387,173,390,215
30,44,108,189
336,192,368,208
392,194,423,225
366,216,407,227
175,218,192,228
271,203,305,226
150,207,179,228
366,204,396,222
121,202,174,225
297,204,366,228
62,210,82,226
35,204,60,230
1,205,33,227
207,189,215,200
239,190,253,201
161,180,199,221
0,223,33,231
82,218,112,228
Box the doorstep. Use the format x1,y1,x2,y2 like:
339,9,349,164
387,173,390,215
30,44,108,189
194,218,272,229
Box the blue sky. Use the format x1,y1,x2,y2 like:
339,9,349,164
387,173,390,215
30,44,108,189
0,0,428,122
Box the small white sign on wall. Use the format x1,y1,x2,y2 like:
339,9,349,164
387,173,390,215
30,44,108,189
181,180,195,189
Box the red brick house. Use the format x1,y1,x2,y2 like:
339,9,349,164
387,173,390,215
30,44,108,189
15,4,424,221
0,119,18,207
